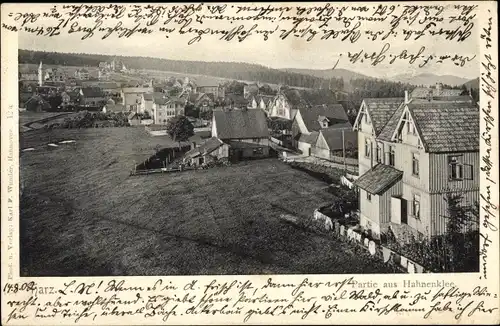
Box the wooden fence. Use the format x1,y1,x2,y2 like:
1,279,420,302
130,166,195,176
311,148,358,166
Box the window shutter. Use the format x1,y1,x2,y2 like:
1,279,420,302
458,164,464,179
447,162,452,180
464,164,473,180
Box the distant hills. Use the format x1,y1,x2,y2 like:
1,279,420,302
281,68,476,91
18,49,344,90
463,77,479,89
390,73,471,87
281,68,370,82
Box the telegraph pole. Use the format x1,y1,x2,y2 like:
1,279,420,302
342,129,346,174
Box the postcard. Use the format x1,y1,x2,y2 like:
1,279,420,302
1,2,499,325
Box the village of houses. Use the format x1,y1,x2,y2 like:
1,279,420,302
19,58,480,275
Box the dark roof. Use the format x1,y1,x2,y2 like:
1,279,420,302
167,97,187,105
67,89,81,101
184,137,225,158
224,94,249,108
298,131,319,144
82,81,120,89
206,93,216,102
319,127,358,150
329,121,353,129
353,164,403,195
197,84,220,89
81,87,105,98
412,95,474,103
195,130,212,138
25,95,52,110
411,87,462,98
213,109,269,139
188,92,211,104
19,92,34,104
363,98,403,135
408,101,479,152
377,103,406,142
298,104,349,132
153,92,169,105
245,84,259,90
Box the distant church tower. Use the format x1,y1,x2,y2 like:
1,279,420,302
38,61,43,87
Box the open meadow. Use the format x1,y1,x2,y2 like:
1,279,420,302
20,128,398,276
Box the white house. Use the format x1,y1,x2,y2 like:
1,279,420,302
353,93,479,240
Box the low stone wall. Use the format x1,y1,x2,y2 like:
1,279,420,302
307,209,427,274
328,222,427,273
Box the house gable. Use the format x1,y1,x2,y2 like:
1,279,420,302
353,101,375,136
270,94,291,119
293,110,310,134
389,105,426,150
259,98,266,110
315,131,328,150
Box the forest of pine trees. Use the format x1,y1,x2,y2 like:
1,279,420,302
347,78,416,108
19,49,344,90
20,49,477,107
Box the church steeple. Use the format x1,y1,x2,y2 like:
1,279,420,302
38,61,43,87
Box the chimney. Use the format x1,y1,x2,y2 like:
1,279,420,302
191,141,196,150
436,82,442,93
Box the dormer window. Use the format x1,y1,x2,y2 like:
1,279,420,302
318,116,330,128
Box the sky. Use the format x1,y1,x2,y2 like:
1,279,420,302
15,3,480,80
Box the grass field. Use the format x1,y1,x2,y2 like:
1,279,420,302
20,128,399,276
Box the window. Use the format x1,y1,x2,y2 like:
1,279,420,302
253,147,264,155
407,120,414,134
388,146,395,166
448,156,463,180
412,153,419,176
364,138,371,158
376,143,383,163
366,192,372,201
412,194,420,219
253,138,260,143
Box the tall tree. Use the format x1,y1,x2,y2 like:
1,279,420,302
166,115,195,148
199,110,213,121
442,193,479,271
